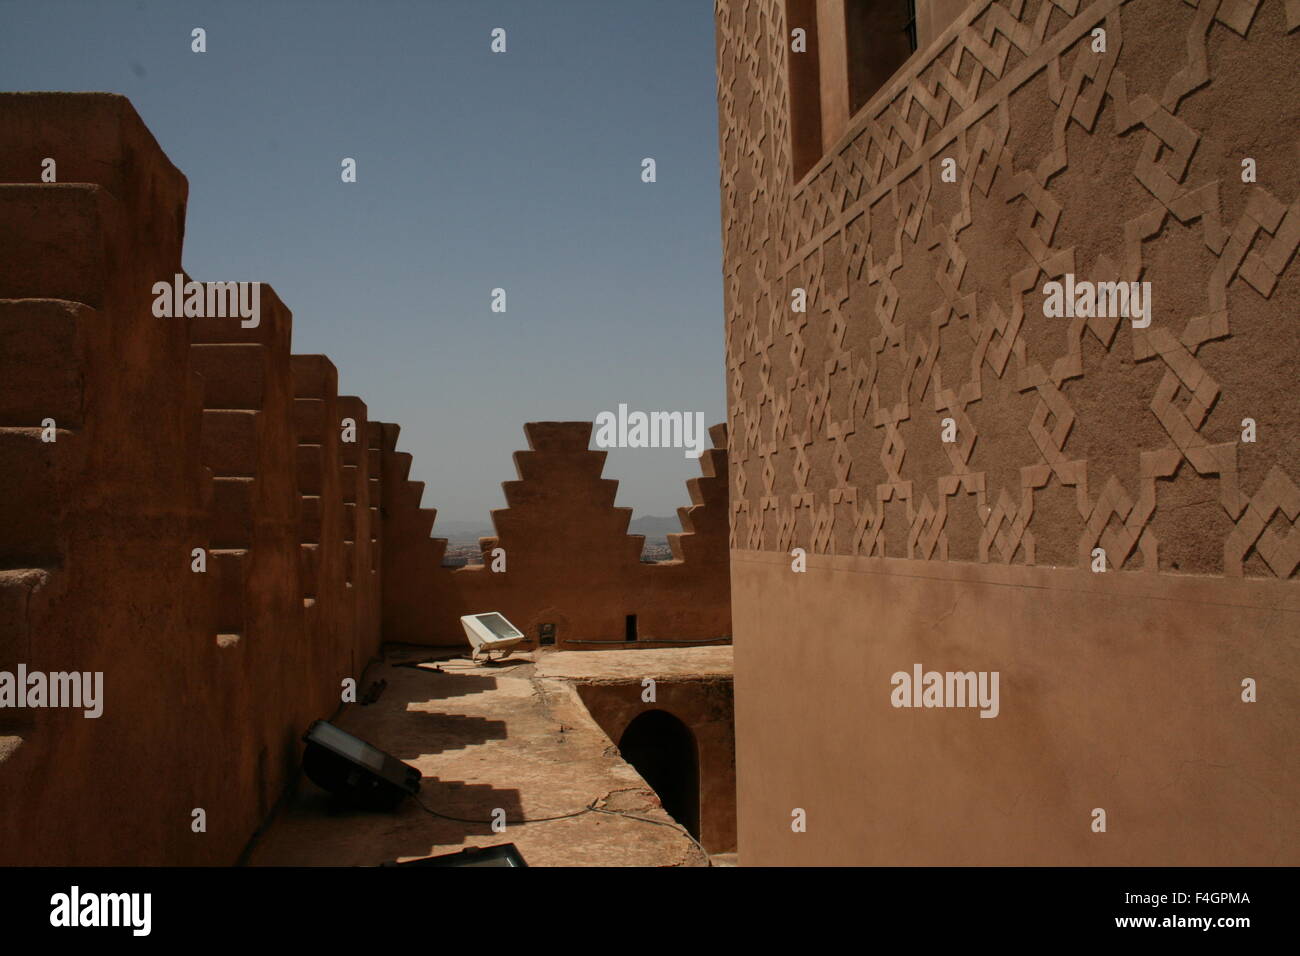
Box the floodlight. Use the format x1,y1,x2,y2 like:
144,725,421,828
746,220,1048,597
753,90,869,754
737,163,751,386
384,843,528,867
460,611,526,660
302,719,421,811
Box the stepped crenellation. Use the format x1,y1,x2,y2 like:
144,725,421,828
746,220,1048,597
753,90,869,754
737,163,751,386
383,420,732,648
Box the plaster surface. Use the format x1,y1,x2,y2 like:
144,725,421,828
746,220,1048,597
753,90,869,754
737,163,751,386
732,549,1298,865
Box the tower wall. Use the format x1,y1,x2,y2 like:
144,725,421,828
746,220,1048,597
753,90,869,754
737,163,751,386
716,0,1299,864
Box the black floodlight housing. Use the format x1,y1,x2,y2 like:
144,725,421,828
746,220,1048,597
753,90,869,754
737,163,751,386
383,843,528,867
302,719,421,811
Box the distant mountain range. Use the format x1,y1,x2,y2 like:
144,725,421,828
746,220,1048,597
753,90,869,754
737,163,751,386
432,520,496,538
627,515,681,535
434,515,680,541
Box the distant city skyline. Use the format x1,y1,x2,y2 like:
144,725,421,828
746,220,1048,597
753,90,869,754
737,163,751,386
0,0,725,522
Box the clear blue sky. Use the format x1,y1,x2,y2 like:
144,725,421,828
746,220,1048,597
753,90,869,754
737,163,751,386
0,0,725,523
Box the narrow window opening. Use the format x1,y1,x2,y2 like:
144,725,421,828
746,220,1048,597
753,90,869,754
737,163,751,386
625,614,638,642
846,0,919,117
788,1,921,183
786,0,823,181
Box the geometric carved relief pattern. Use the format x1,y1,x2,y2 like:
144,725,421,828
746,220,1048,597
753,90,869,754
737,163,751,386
717,0,1299,577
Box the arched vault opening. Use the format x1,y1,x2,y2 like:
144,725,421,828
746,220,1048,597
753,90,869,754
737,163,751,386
618,709,700,840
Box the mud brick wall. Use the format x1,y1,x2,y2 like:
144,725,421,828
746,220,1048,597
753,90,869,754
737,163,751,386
716,0,1298,864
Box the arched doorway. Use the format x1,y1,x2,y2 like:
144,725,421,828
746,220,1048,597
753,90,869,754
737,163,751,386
618,710,700,840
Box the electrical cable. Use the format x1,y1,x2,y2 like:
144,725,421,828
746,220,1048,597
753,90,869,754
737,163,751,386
413,794,712,864
415,795,595,825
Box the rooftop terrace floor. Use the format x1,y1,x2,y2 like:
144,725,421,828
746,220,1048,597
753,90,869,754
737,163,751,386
246,644,728,867
535,645,734,682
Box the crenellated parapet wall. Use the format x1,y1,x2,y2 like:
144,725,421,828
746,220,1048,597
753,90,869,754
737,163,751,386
0,93,389,864
381,421,732,648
